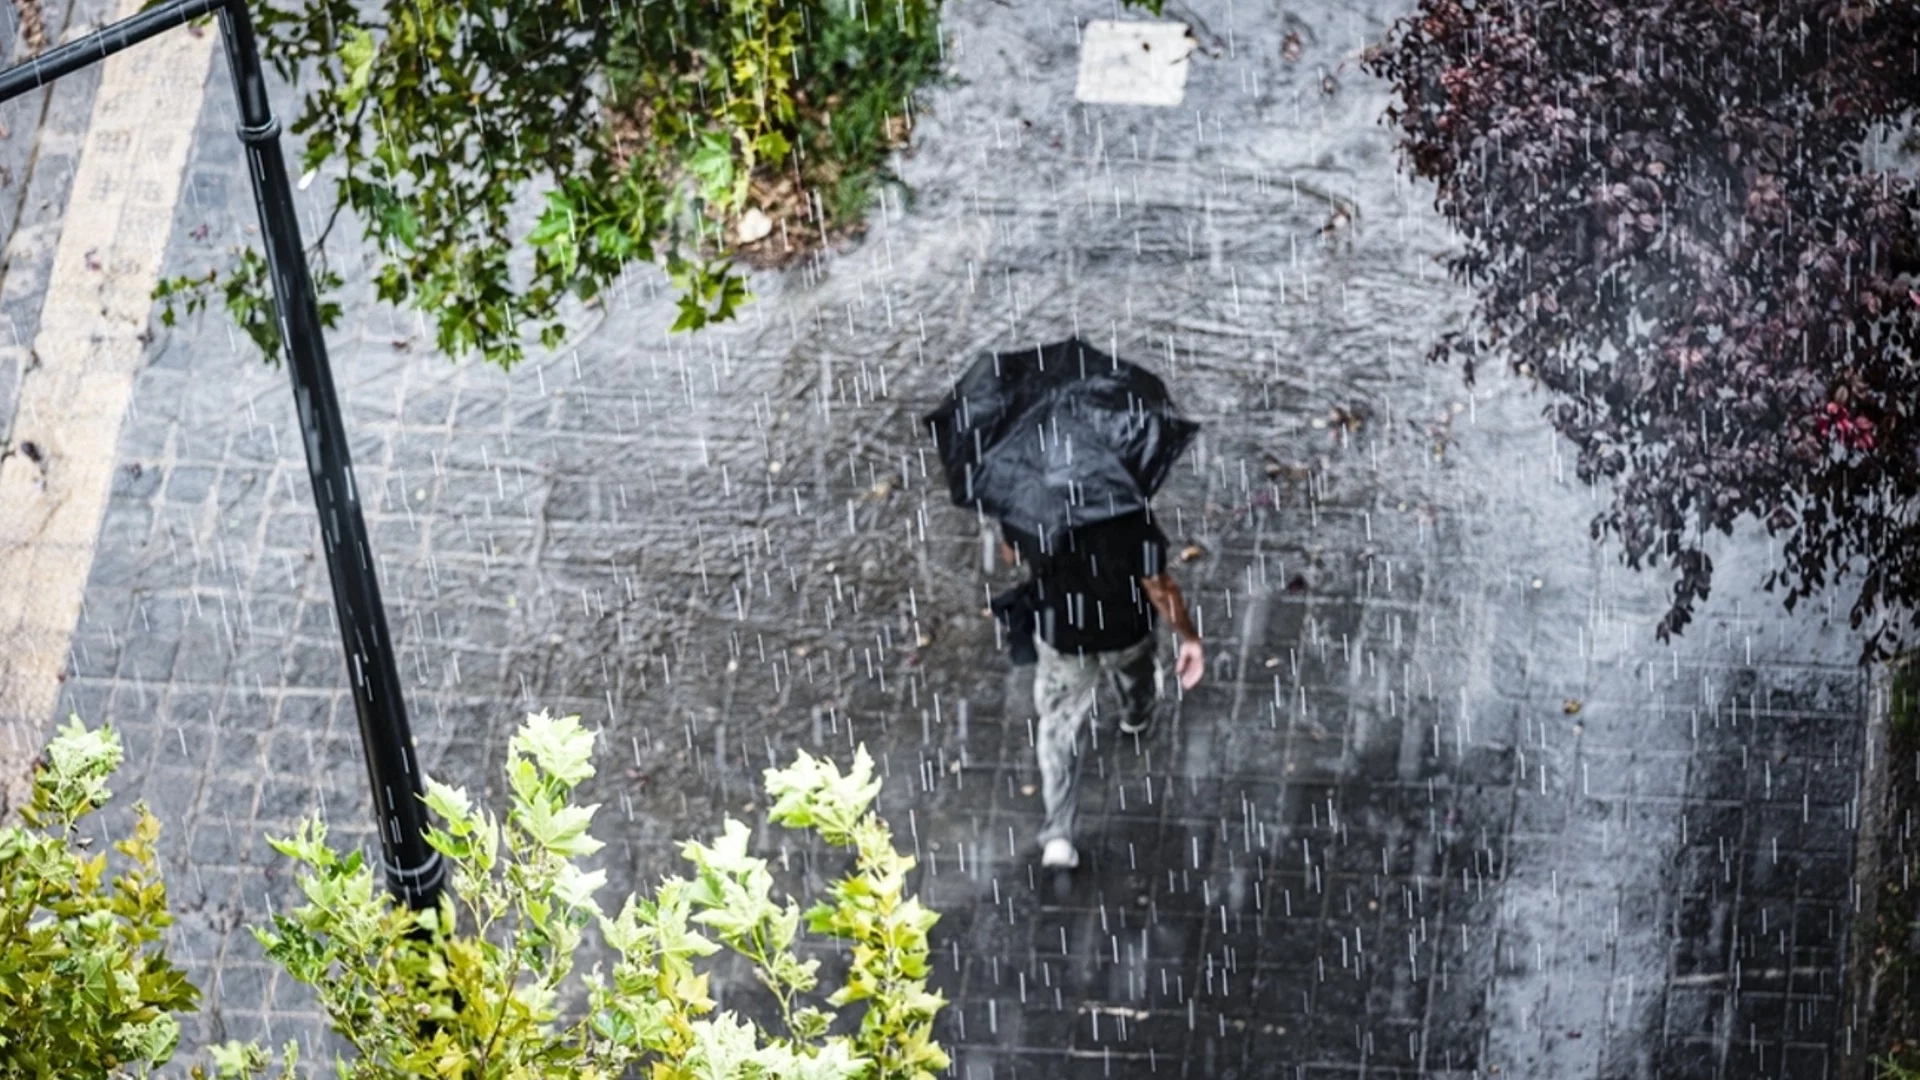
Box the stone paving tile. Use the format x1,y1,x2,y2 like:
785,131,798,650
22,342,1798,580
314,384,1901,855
8,0,1876,1077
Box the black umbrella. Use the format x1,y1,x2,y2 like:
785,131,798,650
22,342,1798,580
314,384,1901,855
922,338,1199,536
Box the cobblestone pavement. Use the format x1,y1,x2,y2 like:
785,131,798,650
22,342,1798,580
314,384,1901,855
3,0,1873,1077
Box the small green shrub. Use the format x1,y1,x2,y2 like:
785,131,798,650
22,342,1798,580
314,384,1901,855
0,718,198,1079
1878,1054,1920,1080
209,710,947,1079
1890,658,1920,740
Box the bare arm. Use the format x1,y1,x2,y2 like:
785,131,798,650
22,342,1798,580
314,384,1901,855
1140,573,1199,642
1142,572,1205,690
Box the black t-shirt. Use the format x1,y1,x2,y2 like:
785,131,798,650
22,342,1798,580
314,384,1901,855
1003,510,1169,654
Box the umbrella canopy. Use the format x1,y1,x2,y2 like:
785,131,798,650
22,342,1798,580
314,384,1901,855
922,338,1199,535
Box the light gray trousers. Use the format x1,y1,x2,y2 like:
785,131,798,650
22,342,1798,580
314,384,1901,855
1032,634,1159,846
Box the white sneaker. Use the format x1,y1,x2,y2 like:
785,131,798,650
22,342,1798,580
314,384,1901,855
1041,838,1080,869
1118,705,1157,738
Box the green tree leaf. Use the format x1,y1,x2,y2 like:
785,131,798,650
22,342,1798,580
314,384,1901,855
336,25,377,113
516,796,603,859
509,710,598,788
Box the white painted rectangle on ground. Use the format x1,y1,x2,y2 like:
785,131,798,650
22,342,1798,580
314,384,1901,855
1074,20,1197,107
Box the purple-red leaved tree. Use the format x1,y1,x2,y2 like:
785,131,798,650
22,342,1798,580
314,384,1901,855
1367,0,1920,658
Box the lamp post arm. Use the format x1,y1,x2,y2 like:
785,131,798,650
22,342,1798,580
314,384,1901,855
0,0,227,105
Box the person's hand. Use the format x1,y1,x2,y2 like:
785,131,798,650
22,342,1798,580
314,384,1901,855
1175,638,1205,691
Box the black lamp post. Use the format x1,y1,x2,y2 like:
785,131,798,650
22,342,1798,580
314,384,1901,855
0,0,445,910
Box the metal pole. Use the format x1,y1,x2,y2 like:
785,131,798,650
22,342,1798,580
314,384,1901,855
0,0,445,910
213,0,444,909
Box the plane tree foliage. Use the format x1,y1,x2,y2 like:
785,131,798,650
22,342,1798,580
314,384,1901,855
153,0,942,367
1368,0,1920,657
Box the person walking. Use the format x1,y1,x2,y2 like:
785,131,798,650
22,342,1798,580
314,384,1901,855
923,337,1202,871
998,508,1204,870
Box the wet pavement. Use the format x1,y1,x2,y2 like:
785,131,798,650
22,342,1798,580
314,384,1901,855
4,0,1875,1076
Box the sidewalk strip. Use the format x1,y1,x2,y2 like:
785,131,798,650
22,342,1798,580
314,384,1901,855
0,0,214,800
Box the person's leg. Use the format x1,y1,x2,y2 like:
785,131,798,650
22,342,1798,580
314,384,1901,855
1106,634,1161,736
1033,638,1100,852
